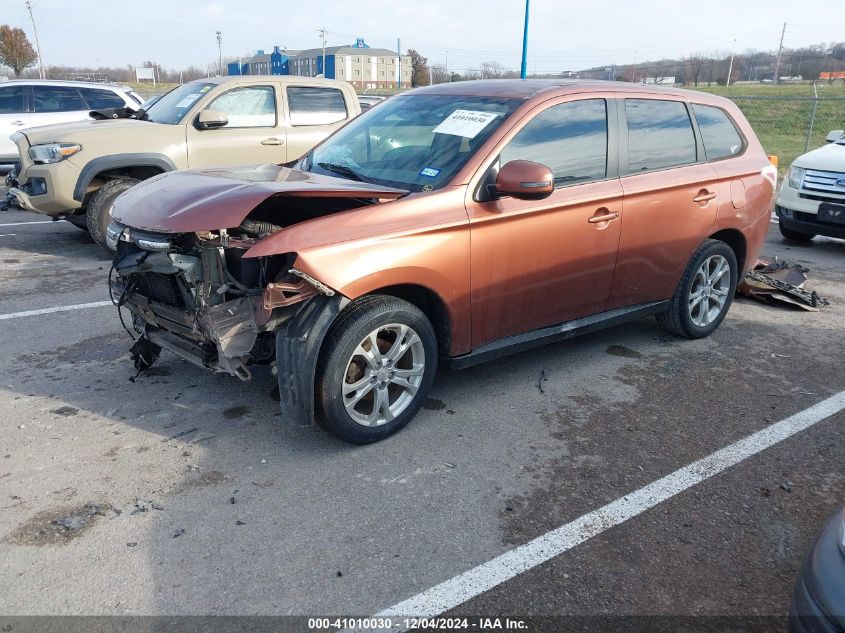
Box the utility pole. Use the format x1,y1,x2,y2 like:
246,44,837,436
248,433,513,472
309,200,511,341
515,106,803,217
429,63,433,86
216,31,223,76
397,38,401,89
318,28,328,77
25,1,45,79
446,50,450,82
726,38,736,86
520,0,530,79
773,22,786,84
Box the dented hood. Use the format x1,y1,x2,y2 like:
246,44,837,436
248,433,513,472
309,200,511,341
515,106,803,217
110,164,408,233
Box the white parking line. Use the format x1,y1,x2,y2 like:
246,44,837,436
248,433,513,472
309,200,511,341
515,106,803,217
0,220,56,227
0,300,111,321
368,390,845,625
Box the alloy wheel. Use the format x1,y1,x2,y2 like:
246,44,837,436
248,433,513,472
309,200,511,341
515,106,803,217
342,323,426,427
688,254,731,327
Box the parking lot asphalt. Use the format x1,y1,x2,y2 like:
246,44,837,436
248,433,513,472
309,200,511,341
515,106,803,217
1,206,843,622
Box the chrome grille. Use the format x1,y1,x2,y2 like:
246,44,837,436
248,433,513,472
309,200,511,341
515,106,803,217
801,169,845,198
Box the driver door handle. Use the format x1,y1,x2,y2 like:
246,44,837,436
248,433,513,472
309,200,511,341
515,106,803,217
10,120,26,126
261,137,284,146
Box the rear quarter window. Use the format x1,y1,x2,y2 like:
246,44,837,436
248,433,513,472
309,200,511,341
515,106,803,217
692,103,744,160
625,99,697,173
287,87,348,126
33,85,87,113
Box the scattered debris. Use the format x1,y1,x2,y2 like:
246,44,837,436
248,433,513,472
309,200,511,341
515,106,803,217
130,499,164,515
7,502,115,545
444,462,456,469
537,369,549,393
781,480,794,493
173,528,186,538
760,487,771,497
336,571,343,577
423,398,446,411
163,427,199,442
127,542,138,548
605,345,643,359
260,459,267,464
230,496,236,504
738,258,829,310
235,520,246,526
505,505,514,512
50,406,78,417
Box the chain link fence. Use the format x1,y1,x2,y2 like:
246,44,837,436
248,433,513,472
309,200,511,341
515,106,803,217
728,96,845,173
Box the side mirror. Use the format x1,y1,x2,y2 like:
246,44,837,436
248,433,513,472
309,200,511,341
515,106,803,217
195,110,229,130
825,130,844,143
494,160,554,200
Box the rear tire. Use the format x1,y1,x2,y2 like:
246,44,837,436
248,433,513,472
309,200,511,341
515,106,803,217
778,220,815,243
657,239,738,339
315,295,438,444
86,178,140,251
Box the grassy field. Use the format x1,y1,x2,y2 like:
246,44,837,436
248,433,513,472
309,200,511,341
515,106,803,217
690,84,845,171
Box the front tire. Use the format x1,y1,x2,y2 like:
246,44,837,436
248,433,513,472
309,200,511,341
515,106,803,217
315,295,438,444
778,220,815,243
657,239,738,339
86,178,140,251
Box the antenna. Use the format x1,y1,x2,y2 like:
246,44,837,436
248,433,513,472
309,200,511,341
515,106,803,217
25,1,45,79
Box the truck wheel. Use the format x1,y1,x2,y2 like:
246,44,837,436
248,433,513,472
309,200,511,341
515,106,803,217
657,239,738,339
315,295,438,444
778,220,815,243
86,178,139,251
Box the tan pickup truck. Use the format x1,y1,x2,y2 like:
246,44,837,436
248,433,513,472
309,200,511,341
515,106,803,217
6,75,360,249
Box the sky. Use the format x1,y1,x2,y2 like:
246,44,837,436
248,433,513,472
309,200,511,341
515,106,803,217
3,0,844,74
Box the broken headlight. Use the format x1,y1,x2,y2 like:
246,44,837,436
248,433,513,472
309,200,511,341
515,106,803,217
28,142,82,164
787,166,805,189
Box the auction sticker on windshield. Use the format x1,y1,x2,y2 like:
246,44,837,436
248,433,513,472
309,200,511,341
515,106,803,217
433,110,499,138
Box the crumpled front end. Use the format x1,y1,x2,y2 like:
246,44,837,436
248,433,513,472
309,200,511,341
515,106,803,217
110,221,326,382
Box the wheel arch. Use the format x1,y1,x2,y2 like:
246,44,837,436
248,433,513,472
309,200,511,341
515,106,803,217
73,153,176,203
707,228,747,274
361,283,452,358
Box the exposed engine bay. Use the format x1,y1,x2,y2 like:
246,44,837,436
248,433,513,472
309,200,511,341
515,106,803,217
109,194,368,382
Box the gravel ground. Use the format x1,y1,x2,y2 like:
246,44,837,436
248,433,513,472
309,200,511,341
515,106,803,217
0,207,843,627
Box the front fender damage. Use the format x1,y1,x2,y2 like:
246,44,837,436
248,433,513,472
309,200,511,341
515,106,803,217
275,294,349,427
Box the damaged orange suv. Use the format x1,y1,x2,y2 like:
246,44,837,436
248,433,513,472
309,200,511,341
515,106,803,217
109,80,776,444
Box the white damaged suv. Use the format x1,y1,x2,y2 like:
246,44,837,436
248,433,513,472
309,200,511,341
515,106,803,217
775,129,845,242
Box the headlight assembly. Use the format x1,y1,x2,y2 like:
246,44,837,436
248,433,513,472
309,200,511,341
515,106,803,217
787,166,805,189
28,143,82,165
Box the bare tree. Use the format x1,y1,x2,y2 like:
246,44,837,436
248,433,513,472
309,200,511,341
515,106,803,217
480,61,508,79
430,63,448,84
0,25,37,77
685,55,706,86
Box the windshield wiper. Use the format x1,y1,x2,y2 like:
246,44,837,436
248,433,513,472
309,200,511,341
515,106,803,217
317,162,374,183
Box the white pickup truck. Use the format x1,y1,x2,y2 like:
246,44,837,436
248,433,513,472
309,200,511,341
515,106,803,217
776,129,845,242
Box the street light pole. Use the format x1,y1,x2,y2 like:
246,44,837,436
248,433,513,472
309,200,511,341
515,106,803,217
25,1,45,79
216,31,222,76
520,0,530,79
726,38,736,86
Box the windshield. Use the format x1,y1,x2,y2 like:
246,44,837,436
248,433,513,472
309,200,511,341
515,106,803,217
143,82,215,124
301,94,521,191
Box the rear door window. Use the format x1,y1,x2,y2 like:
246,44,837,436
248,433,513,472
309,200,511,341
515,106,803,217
32,85,87,113
500,99,608,186
79,87,127,110
205,86,276,128
0,85,25,114
625,99,697,173
692,104,744,160
287,87,348,126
